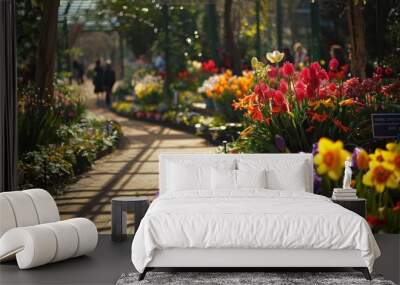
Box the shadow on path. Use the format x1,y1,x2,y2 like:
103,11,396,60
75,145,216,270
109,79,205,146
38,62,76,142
55,82,215,233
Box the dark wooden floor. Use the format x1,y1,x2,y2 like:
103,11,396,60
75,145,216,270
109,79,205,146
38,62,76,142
1,234,398,285
0,235,133,285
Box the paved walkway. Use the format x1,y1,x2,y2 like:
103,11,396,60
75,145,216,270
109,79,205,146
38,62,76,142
55,84,215,233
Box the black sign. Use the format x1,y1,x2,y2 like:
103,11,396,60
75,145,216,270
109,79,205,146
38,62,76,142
371,113,400,139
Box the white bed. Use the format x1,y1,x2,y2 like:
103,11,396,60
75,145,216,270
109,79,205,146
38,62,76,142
131,154,380,280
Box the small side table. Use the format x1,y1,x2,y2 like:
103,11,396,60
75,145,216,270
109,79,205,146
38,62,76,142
111,197,149,242
331,198,366,218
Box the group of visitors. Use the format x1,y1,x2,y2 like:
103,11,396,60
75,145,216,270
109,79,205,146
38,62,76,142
92,59,116,106
281,42,349,72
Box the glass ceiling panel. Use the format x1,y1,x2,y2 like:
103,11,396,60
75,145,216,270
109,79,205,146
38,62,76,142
59,0,99,24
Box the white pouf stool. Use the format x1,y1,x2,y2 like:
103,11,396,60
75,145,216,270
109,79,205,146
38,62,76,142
0,189,98,269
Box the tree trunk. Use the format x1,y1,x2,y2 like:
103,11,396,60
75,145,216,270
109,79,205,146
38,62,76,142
35,0,60,102
224,0,241,74
205,3,221,66
162,3,171,103
346,0,367,78
276,0,283,51
255,0,261,58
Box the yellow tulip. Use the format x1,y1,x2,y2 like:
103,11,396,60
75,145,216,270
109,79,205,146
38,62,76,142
251,57,259,69
266,50,285,64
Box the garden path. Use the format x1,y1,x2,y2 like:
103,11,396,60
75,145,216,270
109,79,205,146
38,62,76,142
55,83,215,233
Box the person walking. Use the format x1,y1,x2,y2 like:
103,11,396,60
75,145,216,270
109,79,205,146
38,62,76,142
93,59,104,102
103,60,116,107
293,42,308,68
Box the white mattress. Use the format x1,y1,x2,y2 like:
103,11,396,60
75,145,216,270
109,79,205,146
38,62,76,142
131,190,380,273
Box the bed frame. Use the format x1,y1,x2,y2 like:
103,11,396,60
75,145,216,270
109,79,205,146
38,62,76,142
140,248,370,280
138,154,372,281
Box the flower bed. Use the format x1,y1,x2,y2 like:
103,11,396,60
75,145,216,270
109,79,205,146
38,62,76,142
198,70,253,121
111,101,242,145
18,115,123,194
313,138,399,233
233,53,399,153
228,51,399,233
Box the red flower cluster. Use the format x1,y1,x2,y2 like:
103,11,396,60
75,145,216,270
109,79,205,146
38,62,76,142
202,60,218,74
343,77,364,98
178,70,189,79
375,66,393,79
366,215,386,227
299,62,329,98
234,58,399,133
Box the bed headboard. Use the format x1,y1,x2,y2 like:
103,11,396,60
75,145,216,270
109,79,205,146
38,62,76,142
159,153,314,194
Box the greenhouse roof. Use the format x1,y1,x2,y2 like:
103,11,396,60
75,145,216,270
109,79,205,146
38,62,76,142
58,0,114,30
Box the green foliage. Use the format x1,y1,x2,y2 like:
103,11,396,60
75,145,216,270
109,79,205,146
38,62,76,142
18,116,123,193
18,82,86,154
96,1,201,76
16,0,42,85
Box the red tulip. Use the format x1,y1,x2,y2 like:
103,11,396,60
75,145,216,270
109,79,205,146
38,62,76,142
281,62,295,77
279,79,288,93
329,58,339,71
295,81,307,101
267,66,278,78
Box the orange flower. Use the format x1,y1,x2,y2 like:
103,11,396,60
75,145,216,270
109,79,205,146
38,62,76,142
332,118,350,133
306,126,315,133
354,148,370,170
339,99,356,106
240,126,254,137
309,112,329,122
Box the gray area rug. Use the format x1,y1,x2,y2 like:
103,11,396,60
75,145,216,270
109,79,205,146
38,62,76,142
116,272,395,285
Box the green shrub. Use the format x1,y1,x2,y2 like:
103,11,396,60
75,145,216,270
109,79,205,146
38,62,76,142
18,116,123,194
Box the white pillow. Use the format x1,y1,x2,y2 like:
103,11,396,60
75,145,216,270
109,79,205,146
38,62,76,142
167,160,235,191
266,167,307,192
211,168,268,190
211,168,236,190
237,169,267,189
238,158,308,191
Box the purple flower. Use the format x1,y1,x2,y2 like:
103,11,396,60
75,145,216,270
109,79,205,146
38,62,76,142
313,173,322,194
275,135,286,152
312,143,318,156
351,148,360,169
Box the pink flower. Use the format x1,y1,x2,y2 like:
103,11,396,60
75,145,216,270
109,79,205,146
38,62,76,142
329,58,339,71
281,62,295,77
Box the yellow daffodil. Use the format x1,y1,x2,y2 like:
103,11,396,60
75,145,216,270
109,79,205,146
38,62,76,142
382,142,400,177
369,148,385,162
266,50,285,64
314,138,351,180
386,142,400,153
362,160,398,192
